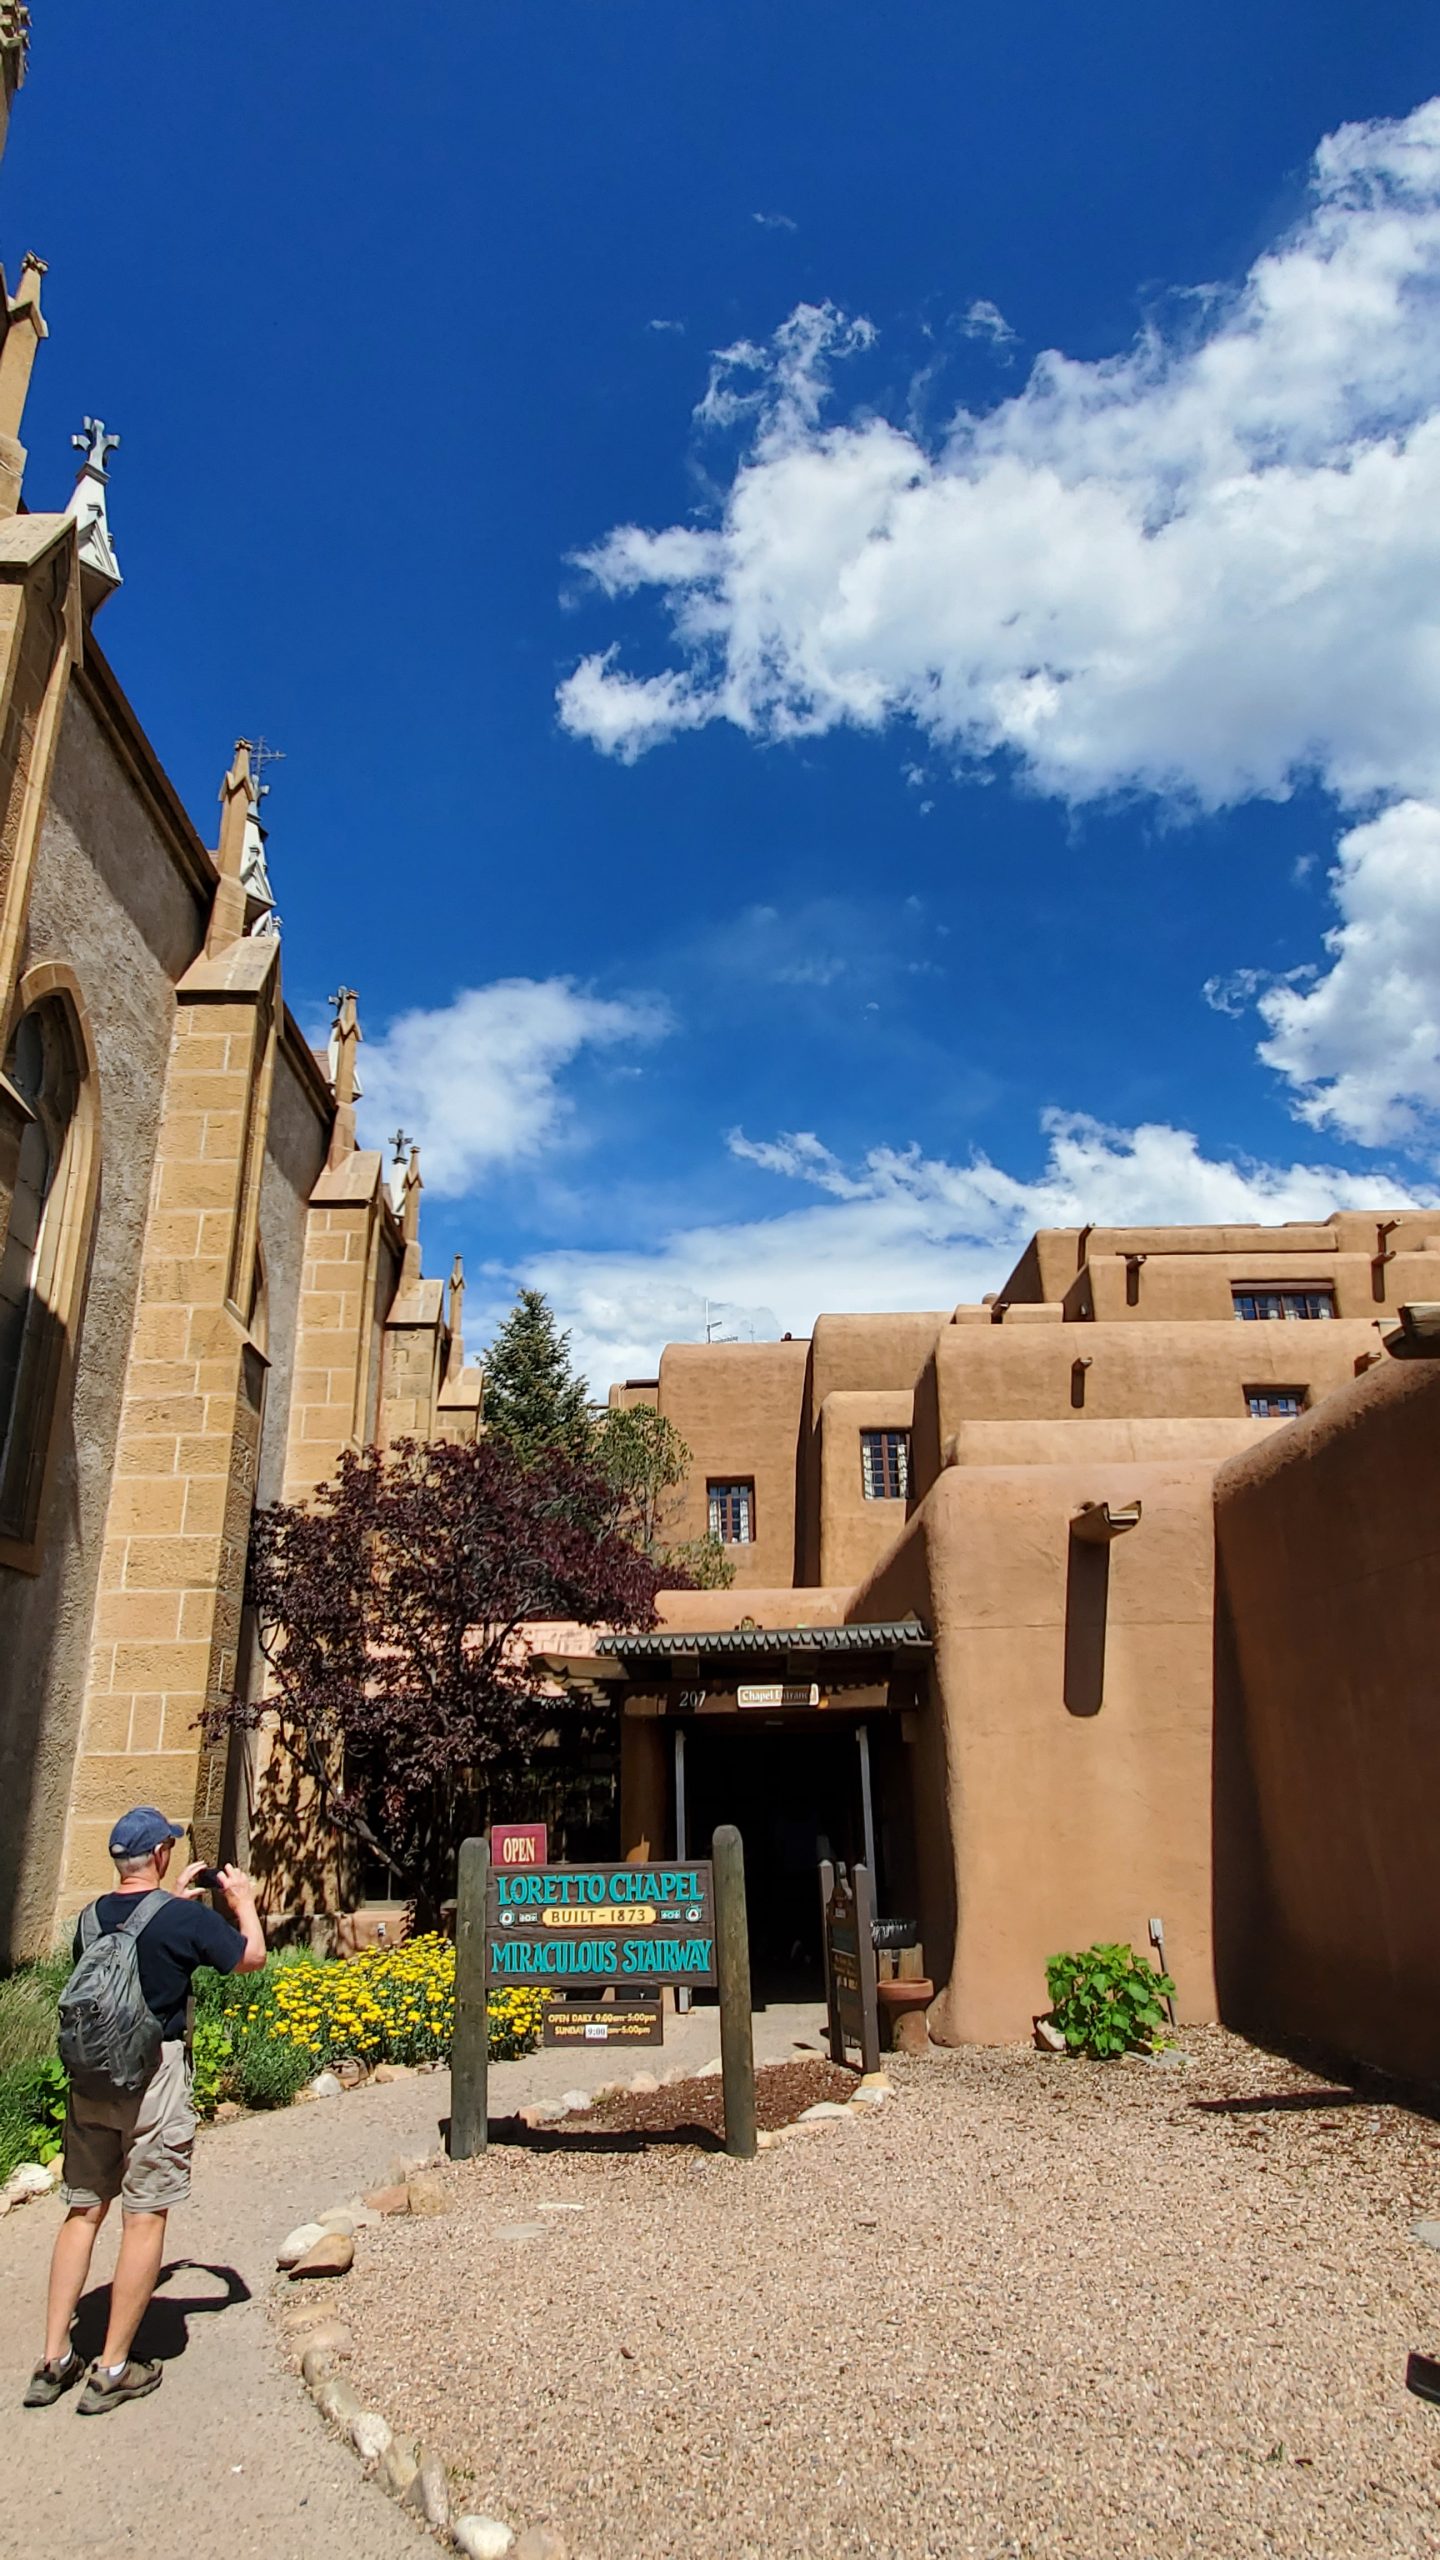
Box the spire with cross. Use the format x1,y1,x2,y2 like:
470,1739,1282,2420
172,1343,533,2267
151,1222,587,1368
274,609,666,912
64,416,122,609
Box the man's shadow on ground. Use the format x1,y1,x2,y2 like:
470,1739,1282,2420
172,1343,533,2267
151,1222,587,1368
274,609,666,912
71,2261,250,2367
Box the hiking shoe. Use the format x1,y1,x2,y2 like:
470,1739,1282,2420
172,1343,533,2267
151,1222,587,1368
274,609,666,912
22,2349,82,2407
76,2357,163,2414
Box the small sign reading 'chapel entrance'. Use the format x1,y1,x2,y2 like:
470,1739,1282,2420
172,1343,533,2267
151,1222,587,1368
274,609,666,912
737,1682,822,1709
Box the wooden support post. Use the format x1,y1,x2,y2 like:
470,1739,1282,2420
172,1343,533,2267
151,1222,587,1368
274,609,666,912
713,1822,756,2162
853,1861,883,2077
819,1856,843,2066
449,1834,489,2159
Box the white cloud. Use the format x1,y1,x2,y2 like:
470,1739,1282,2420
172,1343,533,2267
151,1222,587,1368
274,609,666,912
358,978,668,1197
557,99,1440,815
647,317,686,336
520,1110,1432,1386
753,211,798,234
961,297,1017,354
1251,799,1440,1142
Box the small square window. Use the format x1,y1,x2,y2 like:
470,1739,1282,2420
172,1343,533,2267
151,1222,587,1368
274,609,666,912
1232,1287,1334,1321
707,1479,754,1544
860,1429,911,1500
1245,1389,1305,1419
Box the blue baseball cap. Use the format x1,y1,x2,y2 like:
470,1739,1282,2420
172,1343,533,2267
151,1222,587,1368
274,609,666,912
108,1806,186,1859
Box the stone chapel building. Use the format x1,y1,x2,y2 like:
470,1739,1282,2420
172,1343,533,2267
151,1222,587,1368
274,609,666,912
0,17,479,1960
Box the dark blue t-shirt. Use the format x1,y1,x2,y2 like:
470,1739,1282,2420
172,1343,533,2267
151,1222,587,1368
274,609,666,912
75,1892,245,2040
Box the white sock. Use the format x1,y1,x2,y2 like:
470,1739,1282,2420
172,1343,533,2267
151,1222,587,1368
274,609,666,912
103,2360,127,2377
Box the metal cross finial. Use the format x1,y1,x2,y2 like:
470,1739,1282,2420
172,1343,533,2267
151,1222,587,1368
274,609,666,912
71,417,119,477
249,736,285,801
390,1127,412,1164
327,985,359,1021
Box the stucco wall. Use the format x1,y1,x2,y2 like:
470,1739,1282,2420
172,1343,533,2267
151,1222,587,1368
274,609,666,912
852,1460,1220,2044
816,1388,915,1584
0,681,207,1958
798,1313,943,1580
932,1320,1373,1448
1213,1355,1440,2083
656,1338,809,1587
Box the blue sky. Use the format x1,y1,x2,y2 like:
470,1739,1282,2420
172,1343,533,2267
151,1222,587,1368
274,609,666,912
11,4,1440,1378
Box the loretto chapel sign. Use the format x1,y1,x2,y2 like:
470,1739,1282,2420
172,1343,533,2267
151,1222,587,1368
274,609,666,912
485,1862,718,1987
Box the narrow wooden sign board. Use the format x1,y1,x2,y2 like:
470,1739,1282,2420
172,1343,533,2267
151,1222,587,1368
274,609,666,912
543,1998,664,2048
450,1834,756,2164
820,1858,882,2076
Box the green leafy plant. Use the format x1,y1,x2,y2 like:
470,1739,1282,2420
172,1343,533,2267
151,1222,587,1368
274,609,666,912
1043,1942,1174,2059
190,2017,230,2119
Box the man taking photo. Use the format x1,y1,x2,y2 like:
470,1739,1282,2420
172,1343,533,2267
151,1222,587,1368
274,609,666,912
24,1807,267,2414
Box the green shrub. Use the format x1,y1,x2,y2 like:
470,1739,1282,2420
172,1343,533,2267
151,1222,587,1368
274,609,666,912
0,1951,68,2078
1043,1942,1174,2059
233,2033,315,2111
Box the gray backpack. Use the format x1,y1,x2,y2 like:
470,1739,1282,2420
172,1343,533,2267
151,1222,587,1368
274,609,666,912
57,1891,168,2097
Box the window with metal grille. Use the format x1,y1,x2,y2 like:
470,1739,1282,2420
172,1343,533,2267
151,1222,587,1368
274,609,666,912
860,1429,911,1500
1246,1389,1305,1419
707,1479,754,1543
1232,1287,1334,1321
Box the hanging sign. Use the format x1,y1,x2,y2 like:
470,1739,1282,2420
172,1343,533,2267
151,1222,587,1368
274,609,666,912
543,1997,664,2048
485,1862,717,1987
490,1823,548,1870
737,1683,822,1709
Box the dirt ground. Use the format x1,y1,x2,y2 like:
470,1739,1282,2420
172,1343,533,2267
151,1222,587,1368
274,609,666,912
337,2028,1440,2560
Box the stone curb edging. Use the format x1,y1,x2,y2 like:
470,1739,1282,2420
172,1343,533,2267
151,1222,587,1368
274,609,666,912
274,2064,897,2554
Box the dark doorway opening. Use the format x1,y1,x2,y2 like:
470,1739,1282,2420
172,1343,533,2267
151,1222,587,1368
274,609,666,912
683,1718,867,2001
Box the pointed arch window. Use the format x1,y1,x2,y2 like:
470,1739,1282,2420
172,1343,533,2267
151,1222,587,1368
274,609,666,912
0,980,99,1552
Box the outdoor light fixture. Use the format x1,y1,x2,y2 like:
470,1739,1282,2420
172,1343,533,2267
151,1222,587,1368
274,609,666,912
1070,1499,1142,1544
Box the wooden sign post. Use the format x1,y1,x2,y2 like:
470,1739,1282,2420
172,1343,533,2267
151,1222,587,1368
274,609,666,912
821,1859,881,2075
713,1822,756,2161
449,1833,490,2159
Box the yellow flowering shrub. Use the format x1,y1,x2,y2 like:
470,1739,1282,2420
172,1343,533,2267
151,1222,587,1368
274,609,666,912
198,1933,547,2109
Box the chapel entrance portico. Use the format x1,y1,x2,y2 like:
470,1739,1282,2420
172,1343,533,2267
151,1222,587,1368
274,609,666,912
581,1619,934,2003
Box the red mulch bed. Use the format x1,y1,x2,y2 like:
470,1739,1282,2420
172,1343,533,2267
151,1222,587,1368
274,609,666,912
564,2059,857,2141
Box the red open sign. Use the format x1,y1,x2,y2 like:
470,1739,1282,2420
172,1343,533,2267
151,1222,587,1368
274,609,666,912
490,1823,547,1870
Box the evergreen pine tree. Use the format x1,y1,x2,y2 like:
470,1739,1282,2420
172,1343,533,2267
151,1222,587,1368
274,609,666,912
482,1287,593,1465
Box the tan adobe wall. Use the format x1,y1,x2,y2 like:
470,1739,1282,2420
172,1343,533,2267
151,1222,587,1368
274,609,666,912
0,685,208,1959
998,1216,1440,1308
949,1415,1278,1466
816,1388,915,1585
1078,1247,1435,1325
655,1584,853,1631
931,1318,1375,1450
850,1459,1220,2044
254,1041,330,1508
655,1338,809,1587
798,1313,944,1581
608,1379,659,1411
1213,1355,1440,2083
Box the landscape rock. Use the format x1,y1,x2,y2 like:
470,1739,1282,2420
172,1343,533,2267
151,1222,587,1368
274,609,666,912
294,2316,354,2361
314,2211,355,2239
495,2220,549,2243
515,2528,568,2560
404,2449,451,2532
1412,2220,1440,2251
314,2372,363,2430
892,2012,931,2058
628,2071,660,2094
694,2058,724,2079
454,2519,516,2559
1034,2017,1068,2053
212,2100,243,2123
405,2171,449,2218
371,2062,415,2085
301,2343,338,2389
289,2231,355,2279
850,2084,889,2107
351,2410,392,2462
307,2070,344,2100
362,2183,411,2215
798,2101,853,2122
6,2163,53,2199
378,2434,419,2498
519,2099,568,2128
756,2128,780,2150
333,2056,369,2089
558,2088,592,2113
276,2221,327,2268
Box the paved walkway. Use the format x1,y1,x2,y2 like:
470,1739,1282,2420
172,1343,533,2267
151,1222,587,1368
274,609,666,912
0,2001,827,2559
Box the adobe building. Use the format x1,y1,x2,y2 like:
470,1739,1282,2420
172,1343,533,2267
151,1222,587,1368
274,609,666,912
0,23,481,1961
589,1215,1440,2068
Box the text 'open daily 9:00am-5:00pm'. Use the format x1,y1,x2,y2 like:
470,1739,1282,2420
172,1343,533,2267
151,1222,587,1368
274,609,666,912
483,1863,717,1984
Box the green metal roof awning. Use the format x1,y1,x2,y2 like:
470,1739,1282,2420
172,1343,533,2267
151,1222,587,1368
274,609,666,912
594,1618,931,1664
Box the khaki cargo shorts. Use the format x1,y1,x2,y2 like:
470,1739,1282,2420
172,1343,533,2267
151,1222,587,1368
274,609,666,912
62,2040,196,2215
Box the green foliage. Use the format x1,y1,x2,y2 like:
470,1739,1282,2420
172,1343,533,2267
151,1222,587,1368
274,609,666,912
233,2033,315,2111
483,1288,593,1465
0,1956,70,2177
0,1949,69,2077
1043,1942,1174,2059
592,1401,735,1588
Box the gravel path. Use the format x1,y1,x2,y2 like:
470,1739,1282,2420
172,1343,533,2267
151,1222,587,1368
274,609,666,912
0,2000,824,2557
338,2031,1440,2560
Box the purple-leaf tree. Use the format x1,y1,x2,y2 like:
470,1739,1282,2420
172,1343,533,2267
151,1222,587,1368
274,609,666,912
211,1435,672,1925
